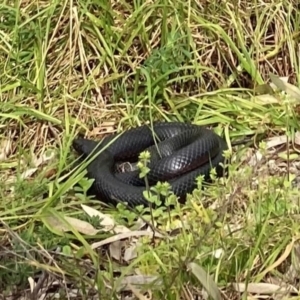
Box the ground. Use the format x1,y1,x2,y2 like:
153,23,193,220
1,0,300,299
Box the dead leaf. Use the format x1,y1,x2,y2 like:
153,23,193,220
91,230,168,249
294,132,300,146
128,283,150,299
109,240,124,260
232,282,290,294
187,262,222,300
254,94,280,104
270,73,300,101
116,275,162,292
124,243,139,262
45,215,99,235
81,204,131,234
269,75,289,90
266,135,288,149
131,218,147,230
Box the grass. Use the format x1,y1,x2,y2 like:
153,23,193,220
1,0,300,298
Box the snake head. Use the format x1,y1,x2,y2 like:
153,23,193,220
72,138,100,157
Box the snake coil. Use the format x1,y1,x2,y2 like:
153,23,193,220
72,122,228,207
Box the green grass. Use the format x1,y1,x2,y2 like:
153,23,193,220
1,0,300,299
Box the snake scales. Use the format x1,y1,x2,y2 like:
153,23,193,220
72,122,228,207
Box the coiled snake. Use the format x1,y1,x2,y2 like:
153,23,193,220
72,122,228,207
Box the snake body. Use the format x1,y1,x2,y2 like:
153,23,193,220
72,122,228,207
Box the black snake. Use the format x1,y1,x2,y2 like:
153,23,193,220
72,122,228,207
